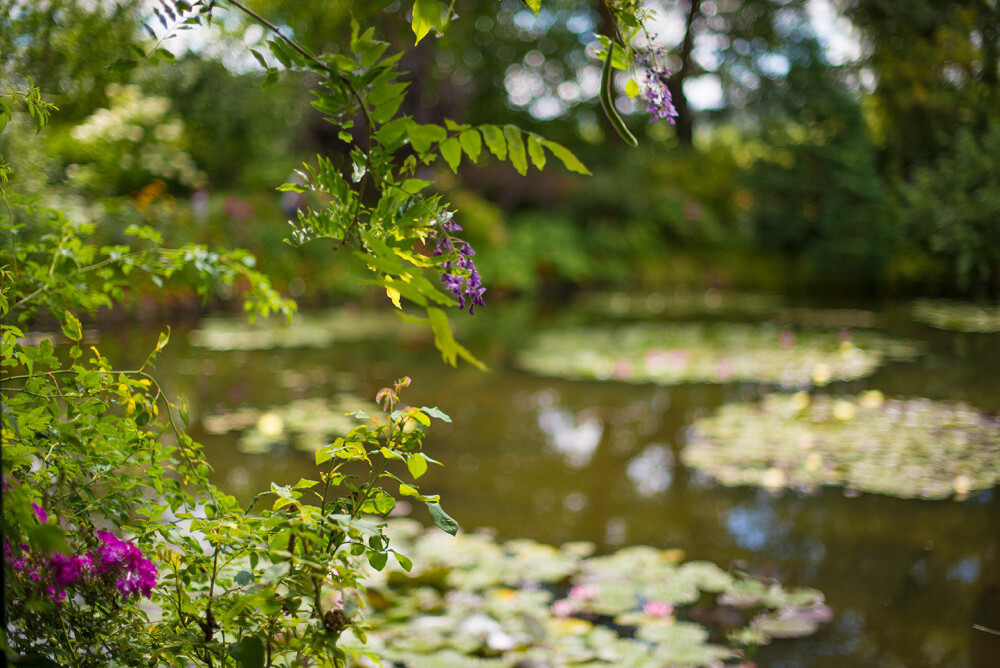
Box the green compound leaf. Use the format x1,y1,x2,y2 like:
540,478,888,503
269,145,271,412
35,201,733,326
426,501,459,536
527,133,546,170
503,125,528,175
439,137,462,173
427,306,487,370
480,124,507,161
540,138,591,175
458,129,482,162
406,121,446,154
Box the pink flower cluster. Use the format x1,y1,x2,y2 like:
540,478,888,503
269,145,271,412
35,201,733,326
5,526,157,602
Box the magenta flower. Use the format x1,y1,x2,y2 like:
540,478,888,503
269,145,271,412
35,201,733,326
48,552,92,588
94,530,158,599
32,503,48,524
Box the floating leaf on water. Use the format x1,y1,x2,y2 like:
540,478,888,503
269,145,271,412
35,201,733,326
912,299,1000,333
363,521,831,666
189,306,420,350
682,393,1000,499
678,561,733,593
516,323,919,388
576,289,783,319
751,608,827,639
203,394,383,454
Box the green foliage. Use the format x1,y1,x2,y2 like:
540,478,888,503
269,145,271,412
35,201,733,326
0,195,452,662
2,1,637,665
897,120,1000,298
738,37,892,289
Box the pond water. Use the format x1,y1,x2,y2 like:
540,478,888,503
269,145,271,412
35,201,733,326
95,293,1000,667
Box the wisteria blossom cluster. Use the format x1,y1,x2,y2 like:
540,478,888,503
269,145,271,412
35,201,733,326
5,511,158,602
636,48,678,124
432,214,486,315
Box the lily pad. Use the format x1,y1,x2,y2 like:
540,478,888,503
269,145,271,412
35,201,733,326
202,394,382,453
189,306,418,350
912,299,1000,333
360,520,832,667
577,289,782,319
682,392,1000,499
517,323,919,388
576,290,878,330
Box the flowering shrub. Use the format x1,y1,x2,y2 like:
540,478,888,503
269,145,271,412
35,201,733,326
2,1,660,665
5,527,157,603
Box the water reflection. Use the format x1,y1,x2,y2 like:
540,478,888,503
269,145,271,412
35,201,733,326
626,444,674,496
534,390,604,468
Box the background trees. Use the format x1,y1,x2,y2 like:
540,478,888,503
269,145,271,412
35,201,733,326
3,0,998,300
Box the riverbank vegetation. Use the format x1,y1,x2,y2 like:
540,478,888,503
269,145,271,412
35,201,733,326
3,0,998,665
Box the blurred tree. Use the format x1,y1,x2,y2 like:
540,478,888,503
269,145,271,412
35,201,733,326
837,0,1000,176
0,0,145,122
646,0,812,146
838,0,1000,296
136,56,302,189
740,35,891,289
898,120,1000,298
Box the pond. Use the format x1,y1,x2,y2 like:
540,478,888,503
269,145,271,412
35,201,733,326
93,291,1000,667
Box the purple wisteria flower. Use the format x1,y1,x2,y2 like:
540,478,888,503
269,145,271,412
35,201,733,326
432,215,486,315
636,49,678,125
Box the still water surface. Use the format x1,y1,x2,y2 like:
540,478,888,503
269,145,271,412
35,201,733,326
99,294,1000,667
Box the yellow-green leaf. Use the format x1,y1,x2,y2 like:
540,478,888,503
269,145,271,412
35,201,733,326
439,137,462,172
480,125,507,161
459,129,482,162
527,134,546,170
412,0,445,44
541,138,591,175
503,125,527,175
407,452,428,479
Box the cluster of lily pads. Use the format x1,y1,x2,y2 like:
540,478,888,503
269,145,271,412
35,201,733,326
912,299,1000,334
516,323,918,388
576,290,878,330
188,307,414,350
343,519,831,667
576,290,782,320
682,391,1000,499
202,395,382,454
